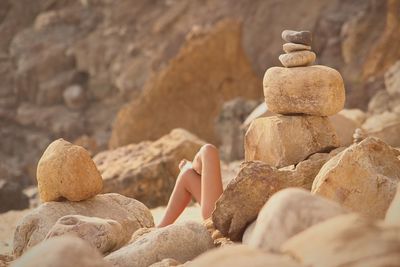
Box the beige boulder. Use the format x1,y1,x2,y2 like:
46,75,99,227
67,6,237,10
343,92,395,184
212,150,342,242
245,115,339,168
109,19,261,148
362,111,400,147
246,188,347,252
94,129,205,208
263,65,345,116
186,245,302,267
386,184,400,224
312,137,400,219
13,193,154,257
282,214,400,267
45,215,125,254
37,138,103,202
105,221,213,267
11,236,111,267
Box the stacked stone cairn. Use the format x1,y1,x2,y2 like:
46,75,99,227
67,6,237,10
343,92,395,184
245,30,345,168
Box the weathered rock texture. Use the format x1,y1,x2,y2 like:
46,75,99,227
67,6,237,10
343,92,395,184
186,245,302,267
282,214,400,267
37,138,103,202
263,66,345,116
94,129,205,208
45,215,125,254
10,236,111,267
386,184,400,224
312,137,400,219
13,193,154,257
278,51,316,67
109,19,261,148
246,188,347,252
105,221,213,267
212,150,342,242
148,259,181,267
245,116,339,168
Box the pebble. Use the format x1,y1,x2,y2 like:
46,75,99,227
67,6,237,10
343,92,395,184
283,43,311,53
279,50,316,67
282,30,312,45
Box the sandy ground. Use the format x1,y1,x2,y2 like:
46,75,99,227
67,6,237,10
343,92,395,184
0,205,202,256
0,209,30,255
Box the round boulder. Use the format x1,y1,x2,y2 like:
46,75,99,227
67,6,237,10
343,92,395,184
37,138,103,202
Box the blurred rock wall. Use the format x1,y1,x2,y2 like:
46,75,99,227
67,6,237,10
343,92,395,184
1,0,398,185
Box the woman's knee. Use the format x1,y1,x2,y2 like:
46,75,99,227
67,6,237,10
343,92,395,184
200,144,218,158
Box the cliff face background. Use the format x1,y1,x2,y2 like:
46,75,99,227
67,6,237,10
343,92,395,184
1,0,399,187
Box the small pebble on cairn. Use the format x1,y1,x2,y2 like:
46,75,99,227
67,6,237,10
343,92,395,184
279,29,315,67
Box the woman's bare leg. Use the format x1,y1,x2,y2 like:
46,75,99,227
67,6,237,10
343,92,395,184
157,164,201,227
197,144,223,219
157,144,223,227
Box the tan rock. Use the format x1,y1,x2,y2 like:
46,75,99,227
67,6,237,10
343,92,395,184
312,137,400,219
186,245,302,267
94,129,205,208
362,111,400,147
37,138,103,202
263,65,345,116
212,161,281,241
279,51,316,67
109,19,261,148
211,150,342,242
246,188,347,252
282,214,400,267
282,43,311,53
105,221,214,267
45,215,125,254
245,115,339,168
337,108,366,125
10,236,111,267
13,193,154,257
386,184,400,224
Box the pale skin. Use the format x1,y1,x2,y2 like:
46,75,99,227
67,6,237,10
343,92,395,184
157,144,223,227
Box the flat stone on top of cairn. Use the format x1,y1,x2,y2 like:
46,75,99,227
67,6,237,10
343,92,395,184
36,138,103,202
280,29,315,67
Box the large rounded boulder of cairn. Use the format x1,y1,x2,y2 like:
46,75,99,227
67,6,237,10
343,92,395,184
11,236,111,267
282,213,400,266
104,221,213,267
13,193,154,257
244,188,347,252
94,128,205,208
186,245,302,267
212,149,342,242
36,138,103,202
109,19,261,148
312,137,400,219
